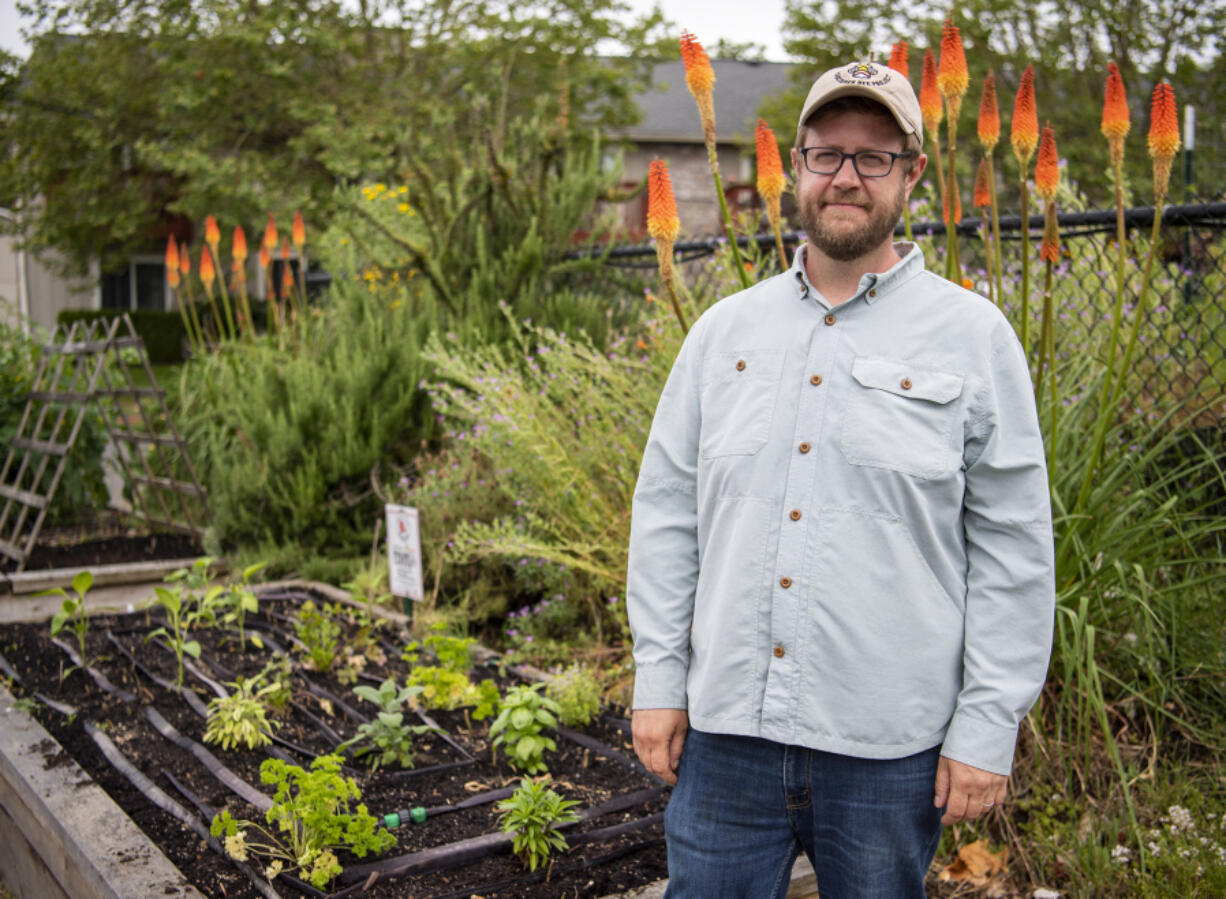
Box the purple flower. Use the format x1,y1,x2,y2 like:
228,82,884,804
524,635,534,642
507,628,518,637
608,595,620,605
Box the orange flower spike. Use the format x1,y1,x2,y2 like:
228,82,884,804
679,31,717,145
943,185,962,226
755,119,786,205
165,237,180,289
282,265,294,297
937,20,969,120
1148,81,1179,199
977,72,1000,152
1101,62,1130,142
646,159,681,245
178,241,190,277
199,246,216,294
1011,65,1039,166
232,225,248,263
263,213,278,253
973,158,991,208
258,245,271,271
204,215,220,249
888,40,909,79
919,49,943,134
1034,123,1059,203
291,211,305,249
280,238,291,262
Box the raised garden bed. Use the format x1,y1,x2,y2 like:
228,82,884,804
0,584,669,898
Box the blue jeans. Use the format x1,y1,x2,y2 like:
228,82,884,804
663,729,943,899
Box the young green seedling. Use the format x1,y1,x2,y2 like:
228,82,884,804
489,683,562,774
337,678,438,771
41,570,95,675
146,584,220,692
496,776,579,871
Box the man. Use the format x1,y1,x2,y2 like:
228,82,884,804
626,60,1055,898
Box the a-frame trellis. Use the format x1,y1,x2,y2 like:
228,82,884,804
0,315,209,572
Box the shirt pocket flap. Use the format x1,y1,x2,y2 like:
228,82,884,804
851,357,964,404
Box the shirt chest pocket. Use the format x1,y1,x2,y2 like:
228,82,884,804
839,357,964,479
700,349,785,459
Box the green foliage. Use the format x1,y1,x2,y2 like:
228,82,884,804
0,319,108,526
337,679,436,771
204,676,279,751
401,624,475,673
496,776,579,872
145,581,218,692
56,309,188,364
545,664,602,727
292,600,342,674
211,754,395,888
0,0,664,278
489,684,561,775
217,562,264,649
254,657,294,715
42,570,95,672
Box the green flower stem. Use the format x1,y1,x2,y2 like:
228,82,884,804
944,125,962,284
771,218,788,272
1038,253,1058,473
902,203,914,242
986,155,1004,307
662,274,689,335
1018,178,1032,359
1092,162,1131,439
213,258,239,342
706,141,752,291
1072,201,1166,520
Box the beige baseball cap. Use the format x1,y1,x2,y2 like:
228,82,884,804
797,61,923,149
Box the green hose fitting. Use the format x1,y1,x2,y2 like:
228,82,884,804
382,807,427,828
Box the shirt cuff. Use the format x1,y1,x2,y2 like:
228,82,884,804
939,709,1019,776
631,659,689,710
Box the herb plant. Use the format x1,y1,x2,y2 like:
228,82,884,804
292,600,341,673
406,665,501,717
496,776,579,871
204,676,279,751
402,624,475,672
42,569,95,671
211,754,395,888
489,683,561,774
145,583,218,692
545,663,602,727
219,562,265,648
336,679,436,771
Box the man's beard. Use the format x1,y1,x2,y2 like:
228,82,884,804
799,184,905,262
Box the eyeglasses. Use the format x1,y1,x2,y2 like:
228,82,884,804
798,147,915,178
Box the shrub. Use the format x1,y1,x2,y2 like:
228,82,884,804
546,663,602,727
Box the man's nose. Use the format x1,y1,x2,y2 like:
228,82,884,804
830,154,862,187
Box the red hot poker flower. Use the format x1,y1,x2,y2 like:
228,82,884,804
165,237,180,289
647,159,681,245
755,119,786,204
1034,123,1059,203
263,213,278,253
178,241,190,277
919,49,943,133
888,41,909,79
199,247,216,293
1101,61,1130,142
978,72,1000,152
1148,81,1179,199
973,158,991,208
1011,65,1039,166
292,211,306,249
680,32,717,145
937,20,969,107
232,225,248,263
204,215,220,249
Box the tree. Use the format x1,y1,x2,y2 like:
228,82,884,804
767,0,1225,207
0,0,667,276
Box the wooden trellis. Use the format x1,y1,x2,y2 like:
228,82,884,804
0,315,209,572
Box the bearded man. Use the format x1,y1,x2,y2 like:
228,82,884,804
626,61,1055,898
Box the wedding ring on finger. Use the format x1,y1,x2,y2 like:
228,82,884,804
982,801,996,808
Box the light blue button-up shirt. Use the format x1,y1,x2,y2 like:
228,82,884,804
626,243,1055,775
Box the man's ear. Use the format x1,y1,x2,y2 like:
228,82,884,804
905,152,928,196
790,145,801,175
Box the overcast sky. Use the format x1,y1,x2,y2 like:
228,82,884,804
0,0,793,61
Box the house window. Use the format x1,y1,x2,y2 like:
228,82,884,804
100,257,167,311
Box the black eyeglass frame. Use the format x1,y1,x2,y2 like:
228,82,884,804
797,147,916,178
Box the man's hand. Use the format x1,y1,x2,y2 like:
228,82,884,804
934,756,1008,825
632,708,689,785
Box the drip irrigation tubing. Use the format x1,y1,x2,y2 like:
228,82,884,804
144,705,272,813
106,630,211,718
50,636,136,702
556,724,662,784
0,649,22,684
340,785,669,885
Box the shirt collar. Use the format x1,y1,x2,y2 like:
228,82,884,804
790,241,925,306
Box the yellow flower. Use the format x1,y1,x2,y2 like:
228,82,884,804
398,203,410,213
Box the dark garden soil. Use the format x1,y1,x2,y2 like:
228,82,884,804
0,588,667,898
4,511,203,573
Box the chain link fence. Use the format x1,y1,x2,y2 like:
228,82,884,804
586,202,1226,428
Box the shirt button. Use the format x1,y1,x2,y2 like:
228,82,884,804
798,441,811,454
824,313,836,326
869,289,877,298
773,645,785,658
789,509,802,521
901,377,913,390
809,374,823,386
779,577,792,589
736,360,746,372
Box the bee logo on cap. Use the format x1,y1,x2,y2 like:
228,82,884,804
833,61,891,87
847,62,879,80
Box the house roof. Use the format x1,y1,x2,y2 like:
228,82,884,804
616,58,799,145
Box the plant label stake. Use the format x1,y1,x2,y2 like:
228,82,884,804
385,504,423,617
